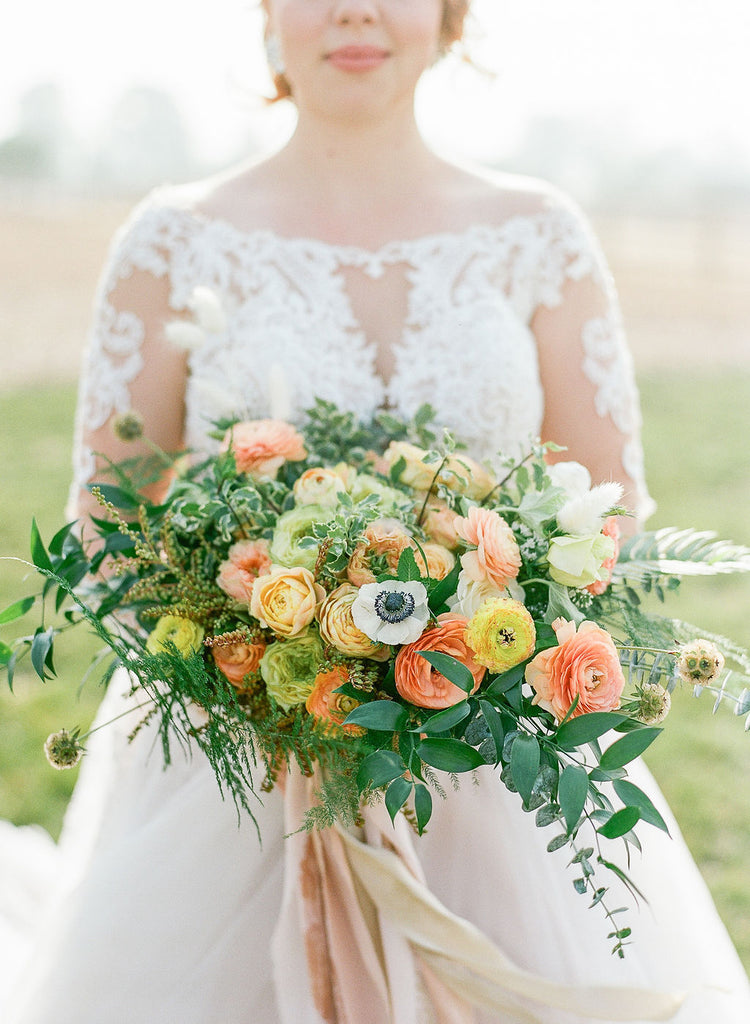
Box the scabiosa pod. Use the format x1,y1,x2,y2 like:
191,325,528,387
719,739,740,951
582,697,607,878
676,639,725,686
44,729,84,770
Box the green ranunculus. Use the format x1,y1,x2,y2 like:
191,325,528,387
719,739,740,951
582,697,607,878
260,630,325,711
269,505,332,571
146,615,205,657
546,533,616,589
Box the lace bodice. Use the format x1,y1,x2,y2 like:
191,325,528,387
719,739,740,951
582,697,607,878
70,184,652,515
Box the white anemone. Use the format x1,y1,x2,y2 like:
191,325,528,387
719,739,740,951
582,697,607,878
351,580,430,646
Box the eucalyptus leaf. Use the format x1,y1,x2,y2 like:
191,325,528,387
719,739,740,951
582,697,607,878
385,777,413,822
417,651,476,694
417,738,485,773
599,728,662,770
413,783,433,832
356,749,407,791
509,733,541,806
555,712,630,751
558,764,589,834
612,779,670,834
345,700,409,732
597,806,641,839
413,701,471,735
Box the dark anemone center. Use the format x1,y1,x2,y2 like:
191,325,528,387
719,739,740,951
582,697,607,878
374,589,416,624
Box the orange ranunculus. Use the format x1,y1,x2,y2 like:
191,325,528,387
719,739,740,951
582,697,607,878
216,539,272,606
221,419,306,478
454,506,522,591
526,618,626,722
347,521,413,586
250,565,325,638
394,614,484,709
212,641,267,688
585,517,621,596
306,665,363,734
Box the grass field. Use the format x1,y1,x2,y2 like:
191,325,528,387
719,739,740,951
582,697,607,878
1,371,749,968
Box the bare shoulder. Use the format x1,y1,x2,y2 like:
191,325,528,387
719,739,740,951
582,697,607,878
439,161,579,229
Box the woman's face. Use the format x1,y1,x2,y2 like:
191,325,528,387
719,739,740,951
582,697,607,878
264,0,445,121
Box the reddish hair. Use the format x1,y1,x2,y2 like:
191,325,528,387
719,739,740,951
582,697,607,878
264,0,472,104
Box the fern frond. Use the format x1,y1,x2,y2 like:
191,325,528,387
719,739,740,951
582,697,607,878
616,528,750,581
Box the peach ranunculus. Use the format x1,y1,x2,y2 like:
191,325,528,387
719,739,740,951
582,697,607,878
414,542,456,581
216,539,272,606
347,520,413,586
526,617,626,722
306,664,363,734
317,584,390,661
394,614,485,709
250,565,325,638
454,506,522,591
383,442,496,501
418,497,462,550
221,419,307,478
212,640,267,688
293,466,349,508
585,517,621,596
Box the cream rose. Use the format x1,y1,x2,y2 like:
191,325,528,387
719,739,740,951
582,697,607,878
547,533,616,589
293,466,349,507
250,565,325,637
317,584,390,660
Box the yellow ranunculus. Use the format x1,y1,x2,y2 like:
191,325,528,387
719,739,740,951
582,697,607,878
465,598,536,674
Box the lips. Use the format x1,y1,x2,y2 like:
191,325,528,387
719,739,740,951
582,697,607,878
326,45,389,72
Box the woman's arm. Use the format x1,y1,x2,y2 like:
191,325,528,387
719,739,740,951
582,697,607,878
69,207,188,526
531,205,651,533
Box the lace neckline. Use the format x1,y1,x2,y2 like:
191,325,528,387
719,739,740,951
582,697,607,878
170,200,553,275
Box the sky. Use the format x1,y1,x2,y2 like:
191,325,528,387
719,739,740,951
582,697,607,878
3,0,750,169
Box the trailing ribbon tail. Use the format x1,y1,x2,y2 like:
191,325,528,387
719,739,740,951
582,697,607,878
272,769,686,1023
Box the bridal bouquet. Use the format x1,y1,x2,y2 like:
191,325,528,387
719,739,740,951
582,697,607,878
3,400,750,955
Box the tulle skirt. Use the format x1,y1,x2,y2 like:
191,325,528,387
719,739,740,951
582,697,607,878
2,675,750,1024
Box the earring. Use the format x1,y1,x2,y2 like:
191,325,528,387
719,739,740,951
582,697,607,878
265,36,286,76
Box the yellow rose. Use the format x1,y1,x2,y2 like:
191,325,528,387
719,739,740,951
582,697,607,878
146,615,205,657
547,533,616,589
382,441,440,491
383,441,495,500
317,584,390,660
250,565,326,638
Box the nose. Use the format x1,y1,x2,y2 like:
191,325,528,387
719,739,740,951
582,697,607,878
332,0,378,25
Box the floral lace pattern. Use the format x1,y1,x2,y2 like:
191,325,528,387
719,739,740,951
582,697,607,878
71,185,651,514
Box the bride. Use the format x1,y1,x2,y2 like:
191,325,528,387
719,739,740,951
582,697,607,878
3,1,750,1021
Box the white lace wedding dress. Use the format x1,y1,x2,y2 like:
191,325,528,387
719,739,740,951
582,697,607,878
2,185,750,1023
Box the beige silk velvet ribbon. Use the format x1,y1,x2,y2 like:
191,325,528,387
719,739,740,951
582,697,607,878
272,769,686,1024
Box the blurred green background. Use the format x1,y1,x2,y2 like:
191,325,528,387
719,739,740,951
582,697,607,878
1,371,749,969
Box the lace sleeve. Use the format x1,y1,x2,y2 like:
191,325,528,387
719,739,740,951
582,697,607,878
530,199,655,522
67,192,188,517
